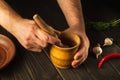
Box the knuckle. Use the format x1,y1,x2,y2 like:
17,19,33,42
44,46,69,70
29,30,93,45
24,41,32,49
41,42,48,48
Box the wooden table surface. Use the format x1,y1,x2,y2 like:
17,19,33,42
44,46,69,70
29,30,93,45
0,0,120,80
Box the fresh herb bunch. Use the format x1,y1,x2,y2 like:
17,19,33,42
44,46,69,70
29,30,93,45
86,19,120,30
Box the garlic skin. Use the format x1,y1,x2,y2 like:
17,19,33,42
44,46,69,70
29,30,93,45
103,38,113,46
92,43,103,59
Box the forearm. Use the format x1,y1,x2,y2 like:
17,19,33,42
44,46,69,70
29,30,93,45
0,0,22,33
57,0,85,32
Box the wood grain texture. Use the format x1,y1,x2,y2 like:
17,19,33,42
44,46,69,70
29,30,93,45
44,29,120,80
0,27,62,80
85,29,120,80
1,0,120,80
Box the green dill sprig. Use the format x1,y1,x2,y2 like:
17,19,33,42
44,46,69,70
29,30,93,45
86,19,120,30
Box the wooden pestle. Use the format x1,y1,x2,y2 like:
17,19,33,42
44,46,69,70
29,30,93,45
33,14,64,47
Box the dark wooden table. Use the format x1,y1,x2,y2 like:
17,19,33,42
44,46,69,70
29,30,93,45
0,0,120,80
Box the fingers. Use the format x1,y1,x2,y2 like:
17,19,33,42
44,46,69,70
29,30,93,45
25,27,60,52
25,33,44,52
72,46,89,68
47,35,61,45
27,43,42,52
72,57,85,68
36,28,61,45
47,26,61,35
71,33,90,68
14,19,60,52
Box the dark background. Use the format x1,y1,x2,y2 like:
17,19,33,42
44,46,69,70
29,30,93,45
5,0,120,30
0,0,120,80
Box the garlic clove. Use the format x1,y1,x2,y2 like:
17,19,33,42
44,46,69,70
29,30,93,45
103,38,113,46
95,48,102,58
92,43,103,59
96,53,100,59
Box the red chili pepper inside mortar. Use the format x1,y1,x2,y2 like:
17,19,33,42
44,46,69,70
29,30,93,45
98,53,120,69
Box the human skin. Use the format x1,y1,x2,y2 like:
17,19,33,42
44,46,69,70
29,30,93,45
0,0,90,68
57,0,90,68
0,0,61,52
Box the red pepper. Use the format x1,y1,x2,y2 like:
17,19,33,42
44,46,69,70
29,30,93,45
98,53,120,69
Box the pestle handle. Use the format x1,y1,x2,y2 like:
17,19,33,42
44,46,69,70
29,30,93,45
33,14,56,37
33,14,64,47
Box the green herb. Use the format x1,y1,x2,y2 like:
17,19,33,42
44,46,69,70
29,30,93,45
86,19,120,30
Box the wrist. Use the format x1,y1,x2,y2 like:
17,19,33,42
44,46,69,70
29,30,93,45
0,0,23,35
69,23,85,33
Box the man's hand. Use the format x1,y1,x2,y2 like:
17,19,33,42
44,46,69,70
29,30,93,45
12,19,61,52
64,27,90,68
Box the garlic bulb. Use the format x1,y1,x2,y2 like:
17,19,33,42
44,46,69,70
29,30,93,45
103,38,113,46
92,43,103,59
